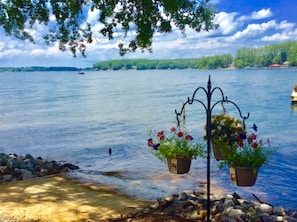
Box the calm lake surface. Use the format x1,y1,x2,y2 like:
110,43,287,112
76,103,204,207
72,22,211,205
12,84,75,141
0,69,296,209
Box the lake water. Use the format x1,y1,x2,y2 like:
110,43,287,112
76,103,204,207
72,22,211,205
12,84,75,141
0,69,297,210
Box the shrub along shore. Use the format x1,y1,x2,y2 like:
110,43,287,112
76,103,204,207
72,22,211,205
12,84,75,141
0,153,297,221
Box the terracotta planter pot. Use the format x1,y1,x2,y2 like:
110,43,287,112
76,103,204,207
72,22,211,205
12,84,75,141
231,166,259,186
167,157,191,174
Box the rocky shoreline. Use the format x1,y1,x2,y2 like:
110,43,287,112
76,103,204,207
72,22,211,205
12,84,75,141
0,152,79,183
111,191,297,221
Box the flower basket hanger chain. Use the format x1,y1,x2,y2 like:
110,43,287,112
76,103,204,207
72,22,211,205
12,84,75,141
175,75,249,222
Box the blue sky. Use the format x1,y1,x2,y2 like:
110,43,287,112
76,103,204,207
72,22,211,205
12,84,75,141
0,0,296,68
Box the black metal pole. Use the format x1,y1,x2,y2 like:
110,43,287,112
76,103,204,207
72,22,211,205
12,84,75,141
175,75,249,222
206,76,212,222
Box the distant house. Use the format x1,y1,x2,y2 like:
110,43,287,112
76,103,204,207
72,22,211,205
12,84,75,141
268,64,281,68
282,61,289,67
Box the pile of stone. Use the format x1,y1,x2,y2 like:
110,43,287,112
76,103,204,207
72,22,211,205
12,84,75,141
114,191,297,222
0,153,79,183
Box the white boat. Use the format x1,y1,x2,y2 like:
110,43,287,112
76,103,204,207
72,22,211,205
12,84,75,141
291,85,297,105
78,70,84,74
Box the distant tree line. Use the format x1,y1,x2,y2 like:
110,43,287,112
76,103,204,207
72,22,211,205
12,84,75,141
93,41,297,70
234,41,297,68
93,58,199,70
0,66,82,72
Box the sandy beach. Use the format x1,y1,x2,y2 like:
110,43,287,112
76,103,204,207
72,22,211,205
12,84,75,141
0,174,152,222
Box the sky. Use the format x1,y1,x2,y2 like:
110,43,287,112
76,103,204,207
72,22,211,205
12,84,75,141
0,0,297,68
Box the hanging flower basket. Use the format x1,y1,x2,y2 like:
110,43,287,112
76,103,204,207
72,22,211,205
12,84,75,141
219,124,277,186
147,127,206,174
167,157,191,174
229,166,259,186
206,113,245,160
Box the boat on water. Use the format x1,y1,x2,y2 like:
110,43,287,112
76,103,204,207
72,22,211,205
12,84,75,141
291,85,297,105
78,70,84,75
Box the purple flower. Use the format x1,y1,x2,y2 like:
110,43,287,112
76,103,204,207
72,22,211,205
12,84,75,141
252,124,257,132
239,132,247,140
153,144,160,150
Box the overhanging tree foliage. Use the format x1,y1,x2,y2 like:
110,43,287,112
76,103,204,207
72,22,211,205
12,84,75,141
0,0,218,57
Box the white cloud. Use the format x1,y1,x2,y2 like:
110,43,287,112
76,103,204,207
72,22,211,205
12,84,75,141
261,33,290,42
278,20,295,30
215,12,239,34
262,28,297,42
238,8,273,21
251,8,273,20
229,20,277,41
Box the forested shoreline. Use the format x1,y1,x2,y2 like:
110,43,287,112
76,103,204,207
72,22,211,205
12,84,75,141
1,41,297,72
93,41,297,70
0,66,83,72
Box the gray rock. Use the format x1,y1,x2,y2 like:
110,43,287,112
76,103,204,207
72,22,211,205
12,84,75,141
0,153,8,165
273,206,286,216
258,203,273,214
21,169,34,179
6,158,17,170
177,191,188,201
261,213,276,222
223,199,235,210
0,152,79,183
25,154,34,160
228,208,244,218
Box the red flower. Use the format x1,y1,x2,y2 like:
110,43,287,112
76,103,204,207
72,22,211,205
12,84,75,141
247,133,256,143
185,135,193,140
177,131,183,137
157,131,165,140
237,137,244,147
147,139,153,147
252,142,258,148
171,127,176,132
